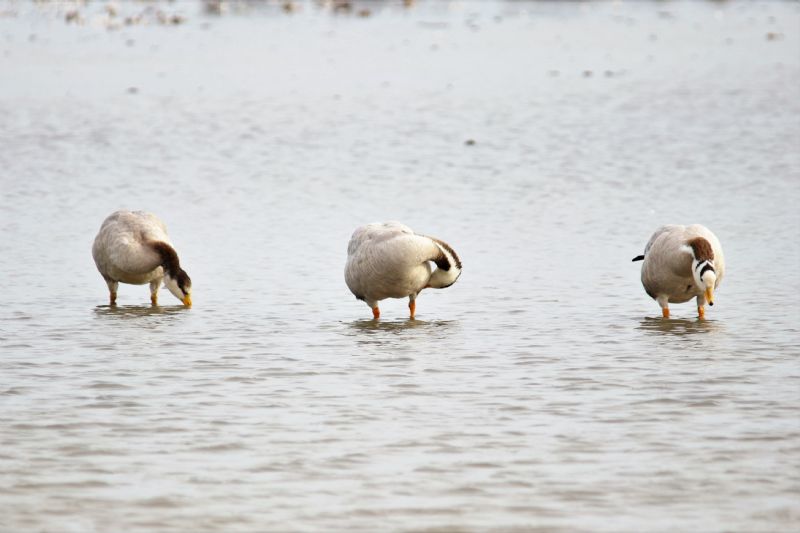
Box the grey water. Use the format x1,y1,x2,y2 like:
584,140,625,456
1,1,799,531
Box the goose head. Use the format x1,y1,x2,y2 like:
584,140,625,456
686,237,716,306
426,238,462,289
165,269,192,306
695,266,716,306
150,241,192,306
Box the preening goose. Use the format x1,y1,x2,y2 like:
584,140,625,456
92,210,192,306
345,222,462,319
632,224,724,318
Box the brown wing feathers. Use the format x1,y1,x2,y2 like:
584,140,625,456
687,237,714,262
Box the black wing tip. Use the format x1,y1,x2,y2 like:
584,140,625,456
632,255,645,262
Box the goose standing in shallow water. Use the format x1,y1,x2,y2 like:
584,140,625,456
632,224,724,318
345,222,462,319
92,210,192,306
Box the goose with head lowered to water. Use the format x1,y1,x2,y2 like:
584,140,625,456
92,210,192,306
345,222,462,319
632,224,724,319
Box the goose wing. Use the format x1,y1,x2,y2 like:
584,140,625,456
643,225,683,256
347,222,414,256
639,226,695,301
93,211,169,276
644,226,693,277
345,222,446,300
347,222,443,269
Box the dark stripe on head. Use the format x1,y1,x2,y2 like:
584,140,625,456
687,237,714,262
699,264,715,278
433,254,450,271
430,237,462,271
632,255,644,262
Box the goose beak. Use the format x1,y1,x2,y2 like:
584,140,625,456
182,295,192,307
705,287,714,306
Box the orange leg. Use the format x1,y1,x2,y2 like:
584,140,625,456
698,306,705,319
661,307,670,319
109,292,117,306
409,300,416,319
151,294,158,306
372,306,380,320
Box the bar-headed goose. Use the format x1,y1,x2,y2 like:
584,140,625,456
632,224,724,318
345,222,462,319
92,210,192,306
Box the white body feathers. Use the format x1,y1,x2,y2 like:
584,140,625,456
638,224,725,311
92,210,172,286
92,210,191,305
345,222,461,313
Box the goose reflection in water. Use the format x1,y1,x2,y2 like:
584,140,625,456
637,316,724,337
93,304,191,319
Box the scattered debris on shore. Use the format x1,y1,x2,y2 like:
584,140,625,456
38,0,421,30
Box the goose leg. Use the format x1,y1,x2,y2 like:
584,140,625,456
657,295,669,318
365,299,380,319
150,279,160,306
696,294,706,319
106,280,119,306
409,299,416,319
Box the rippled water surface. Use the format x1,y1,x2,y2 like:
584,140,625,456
1,1,799,531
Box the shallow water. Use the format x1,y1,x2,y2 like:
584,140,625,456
1,1,799,531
